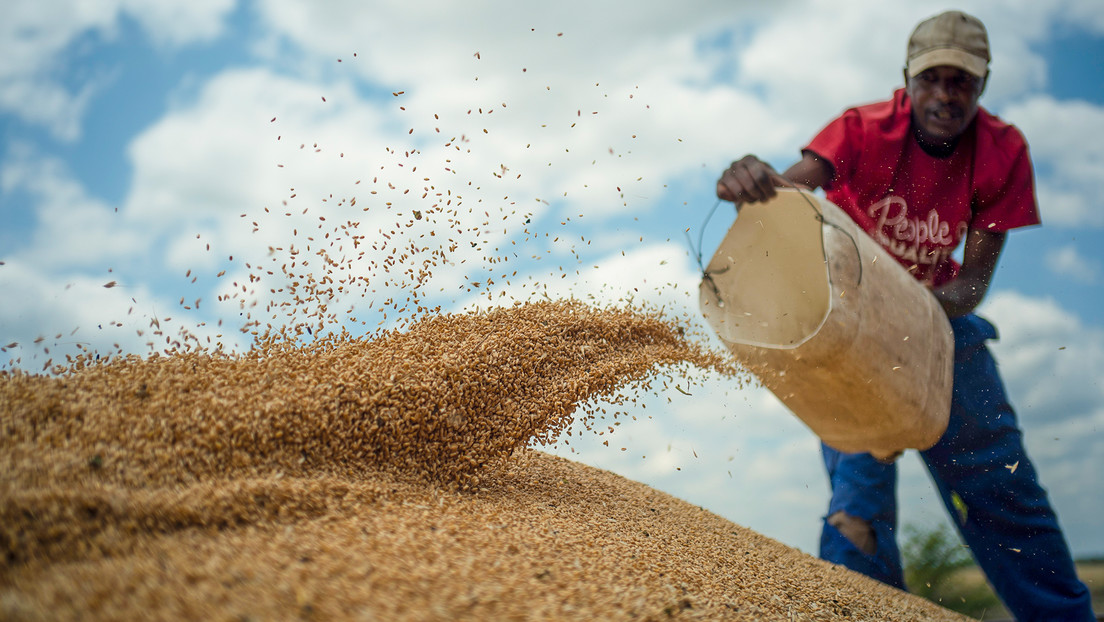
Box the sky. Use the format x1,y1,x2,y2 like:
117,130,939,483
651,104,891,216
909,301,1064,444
2,0,1102,561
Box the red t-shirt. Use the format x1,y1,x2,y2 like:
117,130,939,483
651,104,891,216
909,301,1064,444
803,88,1039,286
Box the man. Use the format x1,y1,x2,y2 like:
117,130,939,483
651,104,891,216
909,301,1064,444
716,11,1095,620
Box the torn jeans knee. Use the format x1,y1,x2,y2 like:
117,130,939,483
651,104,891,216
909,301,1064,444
827,510,876,555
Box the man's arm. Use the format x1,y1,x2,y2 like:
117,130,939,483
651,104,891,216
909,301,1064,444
716,152,834,205
932,228,1006,317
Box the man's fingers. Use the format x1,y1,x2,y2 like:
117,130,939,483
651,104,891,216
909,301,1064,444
716,181,735,202
717,169,748,202
717,173,763,204
716,157,793,204
730,164,776,203
748,166,779,201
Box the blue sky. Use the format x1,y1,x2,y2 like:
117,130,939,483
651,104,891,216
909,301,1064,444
2,0,1102,560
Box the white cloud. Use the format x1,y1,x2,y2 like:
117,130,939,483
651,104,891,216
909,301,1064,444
736,0,916,114
118,66,566,334
124,68,381,225
1,144,149,270
254,0,744,83
1001,95,1104,227
0,0,235,140
0,78,98,143
251,0,805,180
485,242,700,306
1066,0,1104,31
980,291,1104,425
0,145,243,369
120,0,234,47
1045,245,1100,284
0,258,231,371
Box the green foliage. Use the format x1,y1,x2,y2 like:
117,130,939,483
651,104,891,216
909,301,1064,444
901,522,972,597
901,522,1003,617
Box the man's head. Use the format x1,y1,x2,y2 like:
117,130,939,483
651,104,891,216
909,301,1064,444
904,11,989,148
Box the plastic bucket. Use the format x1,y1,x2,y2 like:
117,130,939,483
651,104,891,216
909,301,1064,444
698,189,952,459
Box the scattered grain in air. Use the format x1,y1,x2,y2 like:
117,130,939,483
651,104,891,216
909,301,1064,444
0,84,961,622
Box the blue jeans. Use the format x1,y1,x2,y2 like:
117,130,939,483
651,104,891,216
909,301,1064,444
820,314,1094,621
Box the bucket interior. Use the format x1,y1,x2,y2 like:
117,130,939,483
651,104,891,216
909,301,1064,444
701,191,832,349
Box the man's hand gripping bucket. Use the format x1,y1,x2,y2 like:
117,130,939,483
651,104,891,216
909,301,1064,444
698,189,953,460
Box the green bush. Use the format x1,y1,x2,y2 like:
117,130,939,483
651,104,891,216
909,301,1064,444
901,523,1003,617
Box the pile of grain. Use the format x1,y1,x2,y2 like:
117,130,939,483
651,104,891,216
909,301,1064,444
0,300,965,620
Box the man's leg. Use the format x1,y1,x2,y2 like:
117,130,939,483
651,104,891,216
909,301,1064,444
820,444,905,589
921,314,1094,621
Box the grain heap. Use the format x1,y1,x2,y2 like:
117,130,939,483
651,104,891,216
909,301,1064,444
0,300,966,621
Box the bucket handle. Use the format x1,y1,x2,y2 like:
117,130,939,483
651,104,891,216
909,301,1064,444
688,186,864,309
793,188,864,287
687,197,731,306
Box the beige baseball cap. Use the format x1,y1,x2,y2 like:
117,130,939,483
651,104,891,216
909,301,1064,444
906,11,990,78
